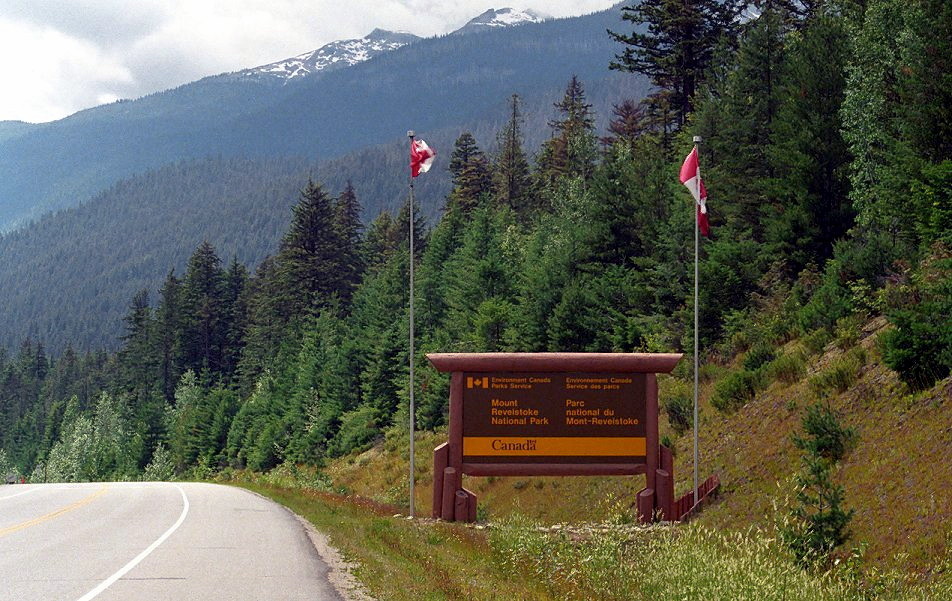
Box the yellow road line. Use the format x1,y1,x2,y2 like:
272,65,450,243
0,486,109,538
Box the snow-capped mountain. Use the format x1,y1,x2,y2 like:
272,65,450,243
452,7,548,35
224,8,546,84
229,28,421,84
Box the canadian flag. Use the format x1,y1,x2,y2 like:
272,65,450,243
679,146,710,237
410,139,436,177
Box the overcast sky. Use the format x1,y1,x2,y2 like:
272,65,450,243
0,1,619,123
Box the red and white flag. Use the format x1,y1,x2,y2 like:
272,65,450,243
679,146,710,237
410,139,436,177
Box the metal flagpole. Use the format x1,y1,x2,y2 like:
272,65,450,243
407,130,416,518
692,135,701,504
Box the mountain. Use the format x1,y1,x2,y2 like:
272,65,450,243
0,68,643,354
225,29,421,85
0,121,35,144
451,8,548,35
0,5,649,352
0,5,640,233
0,157,310,351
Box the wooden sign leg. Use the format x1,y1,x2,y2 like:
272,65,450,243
432,443,448,519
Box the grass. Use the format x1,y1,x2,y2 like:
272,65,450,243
491,520,951,601
320,349,951,576
232,474,952,600
234,478,553,601
291,316,950,594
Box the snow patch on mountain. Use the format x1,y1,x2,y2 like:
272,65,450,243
229,29,420,84
452,7,549,35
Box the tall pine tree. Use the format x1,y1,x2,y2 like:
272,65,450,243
610,0,740,128
493,95,534,219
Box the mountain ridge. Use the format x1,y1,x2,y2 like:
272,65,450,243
452,7,549,35
224,29,423,85
0,5,636,233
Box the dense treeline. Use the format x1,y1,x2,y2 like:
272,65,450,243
1,0,948,483
0,74,646,356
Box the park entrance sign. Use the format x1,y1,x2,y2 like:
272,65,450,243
428,353,719,523
461,372,648,466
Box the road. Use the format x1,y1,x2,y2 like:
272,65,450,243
0,482,344,601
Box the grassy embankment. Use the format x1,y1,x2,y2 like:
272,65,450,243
230,317,950,599
238,470,949,600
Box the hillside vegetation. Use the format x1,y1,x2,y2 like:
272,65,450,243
0,1,949,596
0,70,644,354
321,316,950,574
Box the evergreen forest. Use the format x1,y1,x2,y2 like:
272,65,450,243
1,0,949,510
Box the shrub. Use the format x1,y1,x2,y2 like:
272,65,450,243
660,434,676,454
880,244,952,390
699,363,727,382
326,405,380,458
743,343,776,371
802,328,833,355
663,391,693,436
796,233,901,334
768,350,808,384
0,448,18,482
142,444,175,481
796,279,853,334
809,350,865,397
834,314,864,349
712,369,761,413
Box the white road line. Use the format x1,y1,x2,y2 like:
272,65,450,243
0,487,38,501
74,483,190,601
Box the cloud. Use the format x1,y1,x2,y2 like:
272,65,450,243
0,18,134,123
0,1,619,123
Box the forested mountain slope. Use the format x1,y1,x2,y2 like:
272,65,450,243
0,158,309,351
0,68,643,354
0,5,635,231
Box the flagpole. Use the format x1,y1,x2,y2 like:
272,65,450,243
692,135,701,504
407,130,416,518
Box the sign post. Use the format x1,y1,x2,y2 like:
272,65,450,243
427,353,718,523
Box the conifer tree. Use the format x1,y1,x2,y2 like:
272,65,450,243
221,258,248,380
536,76,598,186
442,203,516,349
601,99,649,147
156,270,183,402
362,211,400,273
276,179,348,320
610,0,740,127
768,14,852,269
118,289,156,394
333,181,365,305
234,256,284,392
493,94,533,218
447,132,493,214
395,197,428,260
695,7,787,242
180,241,227,375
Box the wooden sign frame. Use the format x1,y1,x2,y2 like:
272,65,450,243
427,352,685,523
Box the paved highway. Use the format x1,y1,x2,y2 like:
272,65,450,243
0,482,344,601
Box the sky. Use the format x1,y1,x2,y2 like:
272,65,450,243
0,1,619,124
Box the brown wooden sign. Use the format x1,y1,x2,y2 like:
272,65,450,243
427,353,700,523
461,372,646,464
